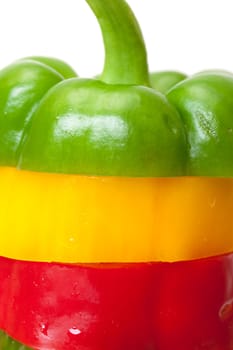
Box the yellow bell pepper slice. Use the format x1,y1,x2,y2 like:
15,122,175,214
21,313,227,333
0,166,233,263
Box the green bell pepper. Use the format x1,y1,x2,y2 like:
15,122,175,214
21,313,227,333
0,0,186,177
0,0,232,177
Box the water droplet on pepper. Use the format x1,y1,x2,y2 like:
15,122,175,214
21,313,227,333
68,326,81,336
219,299,233,321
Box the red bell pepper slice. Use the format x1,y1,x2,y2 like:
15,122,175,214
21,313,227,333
0,254,233,350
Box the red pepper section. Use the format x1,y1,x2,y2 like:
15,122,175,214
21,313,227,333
0,254,233,350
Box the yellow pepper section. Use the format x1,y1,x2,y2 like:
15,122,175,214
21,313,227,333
0,166,233,263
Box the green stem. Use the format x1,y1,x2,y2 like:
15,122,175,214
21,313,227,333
86,0,150,86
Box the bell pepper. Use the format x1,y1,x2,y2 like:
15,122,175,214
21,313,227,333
1,254,233,350
0,0,233,349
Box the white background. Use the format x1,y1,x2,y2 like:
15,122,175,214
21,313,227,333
0,0,232,77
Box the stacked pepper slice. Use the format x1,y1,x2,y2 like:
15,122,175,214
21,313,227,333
1,254,233,350
0,0,233,349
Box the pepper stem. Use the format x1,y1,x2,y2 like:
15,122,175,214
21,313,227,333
86,0,150,86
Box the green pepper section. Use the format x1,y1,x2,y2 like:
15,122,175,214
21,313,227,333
167,71,233,176
150,71,187,93
18,79,186,176
22,57,77,79
0,57,77,167
0,331,31,350
16,0,186,177
0,0,232,177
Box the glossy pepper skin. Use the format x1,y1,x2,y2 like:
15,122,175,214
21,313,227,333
153,70,233,176
167,72,233,176
150,70,187,93
1,254,233,350
0,57,77,167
